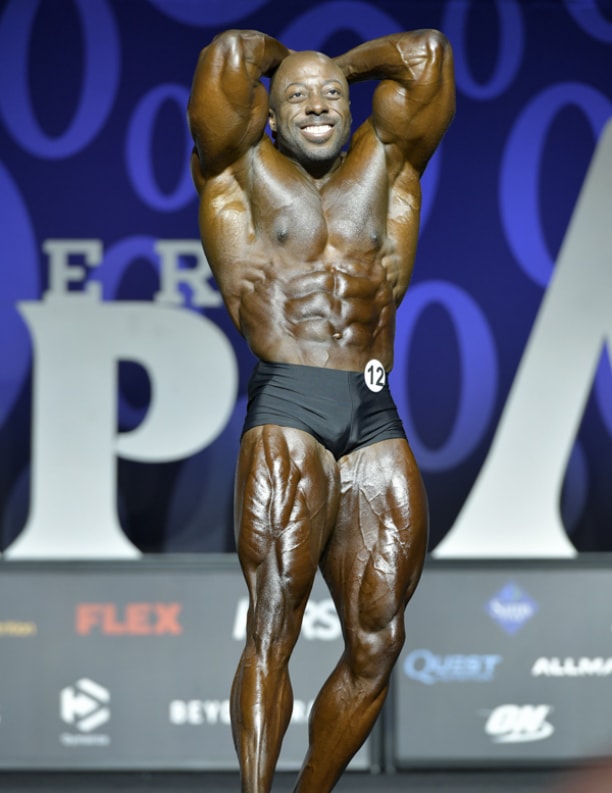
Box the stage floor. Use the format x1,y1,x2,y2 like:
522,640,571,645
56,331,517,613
0,769,575,793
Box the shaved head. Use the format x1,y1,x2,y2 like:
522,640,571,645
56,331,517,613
269,51,349,111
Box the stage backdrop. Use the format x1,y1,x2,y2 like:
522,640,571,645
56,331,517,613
0,0,611,558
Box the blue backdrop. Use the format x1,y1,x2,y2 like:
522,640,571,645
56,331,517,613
0,0,611,555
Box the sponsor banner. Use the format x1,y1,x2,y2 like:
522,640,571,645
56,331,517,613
2,558,612,769
0,559,370,770
393,561,612,766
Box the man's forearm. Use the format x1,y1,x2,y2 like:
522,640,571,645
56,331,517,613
333,30,450,88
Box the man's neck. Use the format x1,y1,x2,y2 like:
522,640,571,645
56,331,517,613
297,152,346,184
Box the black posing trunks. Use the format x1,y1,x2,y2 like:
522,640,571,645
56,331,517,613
241,360,407,460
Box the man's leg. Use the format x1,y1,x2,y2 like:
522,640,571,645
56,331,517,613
294,438,429,793
230,425,339,793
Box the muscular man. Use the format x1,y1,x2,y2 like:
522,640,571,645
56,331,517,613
188,27,454,793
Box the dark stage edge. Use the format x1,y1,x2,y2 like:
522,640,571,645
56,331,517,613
0,769,574,793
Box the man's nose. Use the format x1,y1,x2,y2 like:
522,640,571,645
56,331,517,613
305,92,327,114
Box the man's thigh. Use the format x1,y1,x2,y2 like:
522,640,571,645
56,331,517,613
235,425,340,595
321,438,428,630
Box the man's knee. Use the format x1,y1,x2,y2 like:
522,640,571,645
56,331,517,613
348,617,406,682
244,587,310,664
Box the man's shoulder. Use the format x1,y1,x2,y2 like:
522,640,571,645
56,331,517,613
350,109,439,184
199,137,266,188
344,120,415,184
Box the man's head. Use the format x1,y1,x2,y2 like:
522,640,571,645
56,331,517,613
268,51,352,175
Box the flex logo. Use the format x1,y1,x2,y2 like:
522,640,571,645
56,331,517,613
60,679,110,733
484,704,554,743
76,602,183,635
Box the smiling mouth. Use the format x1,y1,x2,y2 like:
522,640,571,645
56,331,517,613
301,124,334,141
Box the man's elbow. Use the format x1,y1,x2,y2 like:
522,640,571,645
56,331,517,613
418,30,454,93
209,29,263,68
393,29,452,87
420,29,453,72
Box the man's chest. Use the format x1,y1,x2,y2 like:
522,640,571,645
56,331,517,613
248,163,391,261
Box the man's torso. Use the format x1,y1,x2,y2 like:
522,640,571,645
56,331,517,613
198,122,421,372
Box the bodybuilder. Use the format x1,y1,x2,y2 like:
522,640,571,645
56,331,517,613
188,27,455,793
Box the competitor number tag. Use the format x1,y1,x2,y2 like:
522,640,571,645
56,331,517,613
364,359,386,393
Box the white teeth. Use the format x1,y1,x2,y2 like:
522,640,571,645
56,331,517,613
303,125,332,135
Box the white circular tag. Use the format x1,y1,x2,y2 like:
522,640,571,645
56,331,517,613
364,359,386,392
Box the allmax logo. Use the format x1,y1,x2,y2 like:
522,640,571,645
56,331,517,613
532,657,612,677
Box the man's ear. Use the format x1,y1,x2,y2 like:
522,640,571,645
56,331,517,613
268,108,277,133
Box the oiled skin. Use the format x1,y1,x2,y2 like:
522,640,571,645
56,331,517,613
188,28,455,793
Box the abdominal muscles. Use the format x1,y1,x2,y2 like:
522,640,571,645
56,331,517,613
238,257,396,371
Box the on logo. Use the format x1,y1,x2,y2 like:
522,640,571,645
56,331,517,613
485,704,554,743
60,678,110,732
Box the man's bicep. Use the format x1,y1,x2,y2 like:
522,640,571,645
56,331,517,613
189,100,263,179
187,47,268,177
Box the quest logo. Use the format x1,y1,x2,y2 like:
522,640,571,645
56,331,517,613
403,649,502,685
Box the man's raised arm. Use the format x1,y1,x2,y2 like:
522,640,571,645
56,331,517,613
334,30,455,174
187,30,289,180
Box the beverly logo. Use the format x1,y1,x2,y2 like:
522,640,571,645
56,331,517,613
485,583,538,635
76,603,182,635
169,698,314,726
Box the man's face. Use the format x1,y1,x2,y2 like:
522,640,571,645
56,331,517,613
269,52,352,173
